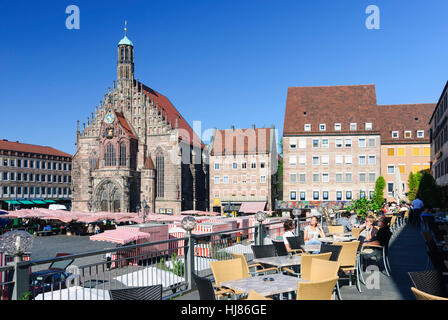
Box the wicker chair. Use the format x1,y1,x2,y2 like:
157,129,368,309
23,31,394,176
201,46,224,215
408,270,448,298
327,225,345,235
286,236,305,251
351,228,363,239
272,240,302,256
411,287,448,300
109,285,162,300
231,252,278,276
192,273,233,300
210,258,250,297
320,244,342,262
361,230,392,277
300,252,331,280
334,241,362,292
246,290,272,300
296,277,339,300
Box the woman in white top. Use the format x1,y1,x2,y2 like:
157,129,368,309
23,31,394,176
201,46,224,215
304,216,326,245
282,220,296,251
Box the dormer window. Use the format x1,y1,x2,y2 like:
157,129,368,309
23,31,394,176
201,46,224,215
335,124,342,131
304,124,311,132
417,130,425,138
319,124,326,131
392,131,399,139
365,123,372,131
350,123,357,131
404,131,412,139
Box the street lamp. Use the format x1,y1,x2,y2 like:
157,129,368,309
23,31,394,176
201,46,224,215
0,230,33,263
181,216,197,233
255,211,267,245
292,208,301,235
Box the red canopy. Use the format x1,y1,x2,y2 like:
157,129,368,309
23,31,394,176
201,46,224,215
90,229,151,245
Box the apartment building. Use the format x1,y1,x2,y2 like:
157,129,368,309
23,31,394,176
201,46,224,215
0,140,73,210
208,126,279,214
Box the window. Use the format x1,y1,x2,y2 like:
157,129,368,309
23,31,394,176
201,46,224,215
345,156,353,165
412,148,421,156
424,147,431,156
214,176,220,184
299,139,306,149
17,187,22,195
232,162,238,170
387,165,395,174
346,191,353,200
260,176,266,183
313,191,320,200
290,174,297,183
299,156,306,166
214,163,220,170
289,139,297,149
345,173,352,183
322,139,329,148
350,123,357,131
322,173,329,183
335,155,343,165
345,139,352,148
322,155,329,165
312,156,320,165
369,173,376,182
392,131,399,139
260,162,266,169
156,154,165,198
323,191,329,201
359,173,366,182
312,139,320,148
36,174,40,182
335,124,342,131
359,138,366,148
300,192,306,201
359,155,366,165
397,148,405,157
17,159,21,168
336,191,343,201
2,172,7,181
412,165,421,174
290,191,297,201
388,183,394,196
10,172,15,181
2,158,8,166
360,190,366,198
242,162,247,169
17,173,22,181
30,174,34,182
10,187,15,195
335,139,343,148
365,123,372,131
30,161,34,169
41,174,45,182
369,191,375,199
368,138,376,147
336,173,343,183
304,124,311,132
320,124,326,131
299,174,306,184
312,173,320,183
24,159,28,168
289,156,297,166
10,159,15,167
368,155,376,165
36,161,40,169
398,165,405,174
387,148,395,157
223,176,229,184
251,162,257,169
417,131,425,138
105,144,116,166
404,131,412,139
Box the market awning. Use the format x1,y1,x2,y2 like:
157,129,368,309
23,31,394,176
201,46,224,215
44,200,56,203
238,202,266,214
32,200,47,204
4,200,21,205
90,229,152,245
19,200,34,205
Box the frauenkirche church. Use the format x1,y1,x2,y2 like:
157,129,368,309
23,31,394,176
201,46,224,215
71,27,209,214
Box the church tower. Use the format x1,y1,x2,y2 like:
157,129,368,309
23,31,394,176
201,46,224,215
117,21,134,89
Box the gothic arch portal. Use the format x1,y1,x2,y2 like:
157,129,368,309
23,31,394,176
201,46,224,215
94,179,122,212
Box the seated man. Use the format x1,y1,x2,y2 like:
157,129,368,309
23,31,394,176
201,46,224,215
336,211,353,234
43,224,52,232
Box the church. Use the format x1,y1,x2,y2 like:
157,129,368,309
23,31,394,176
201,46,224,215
71,28,209,214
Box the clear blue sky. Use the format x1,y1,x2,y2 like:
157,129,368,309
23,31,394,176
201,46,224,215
0,0,447,155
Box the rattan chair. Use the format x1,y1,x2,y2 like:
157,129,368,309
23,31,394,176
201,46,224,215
308,258,340,281
351,228,363,239
286,236,305,251
109,285,162,300
411,287,448,300
210,258,250,297
361,229,392,277
327,225,344,235
231,252,278,276
246,290,272,300
320,244,342,262
408,270,448,298
300,252,332,280
334,241,362,292
296,277,339,300
192,273,233,300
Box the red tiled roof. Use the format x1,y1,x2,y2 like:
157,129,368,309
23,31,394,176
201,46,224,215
144,156,155,170
211,128,271,156
115,111,137,139
284,85,378,135
0,140,72,158
139,82,204,149
377,104,436,144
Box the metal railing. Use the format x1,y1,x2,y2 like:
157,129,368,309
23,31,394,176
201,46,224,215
3,218,313,300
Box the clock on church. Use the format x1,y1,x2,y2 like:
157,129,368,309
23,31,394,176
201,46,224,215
105,113,115,124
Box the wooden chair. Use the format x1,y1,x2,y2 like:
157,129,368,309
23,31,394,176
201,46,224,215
308,258,340,281
327,225,344,235
210,259,250,297
351,228,363,239
334,241,361,292
246,290,272,300
411,287,448,300
389,216,397,231
300,252,331,280
231,253,278,276
296,277,339,300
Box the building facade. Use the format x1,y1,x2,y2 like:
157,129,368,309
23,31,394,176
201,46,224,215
71,32,208,214
430,81,448,186
208,126,279,214
282,84,435,206
0,140,72,210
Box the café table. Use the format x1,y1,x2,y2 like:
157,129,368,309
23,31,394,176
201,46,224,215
301,244,321,253
220,273,308,299
320,236,355,243
253,255,302,269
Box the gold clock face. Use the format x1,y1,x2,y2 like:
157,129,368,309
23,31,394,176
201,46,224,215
105,113,115,124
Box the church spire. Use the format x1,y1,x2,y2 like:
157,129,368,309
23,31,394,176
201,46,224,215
117,21,134,85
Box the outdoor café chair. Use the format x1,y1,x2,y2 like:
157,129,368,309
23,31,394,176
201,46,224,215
272,240,302,256
351,228,363,239
319,244,342,262
209,258,249,298
360,232,392,277
327,225,345,235
192,273,233,300
334,241,362,292
296,277,339,300
411,287,448,300
246,290,272,300
408,270,448,298
251,244,296,276
286,236,305,251
231,252,278,276
300,252,331,280
109,285,162,300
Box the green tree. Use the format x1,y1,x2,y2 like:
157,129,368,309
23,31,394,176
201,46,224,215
374,176,386,207
407,172,418,202
276,138,283,201
417,172,444,208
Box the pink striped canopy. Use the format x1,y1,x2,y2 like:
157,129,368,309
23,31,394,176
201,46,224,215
180,210,220,216
90,229,151,245
238,202,267,214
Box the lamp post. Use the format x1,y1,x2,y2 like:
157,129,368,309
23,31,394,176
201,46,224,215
143,205,149,224
255,211,267,245
181,216,197,290
292,208,301,235
1,230,33,300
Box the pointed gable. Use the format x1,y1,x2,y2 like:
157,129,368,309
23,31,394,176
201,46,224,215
144,156,155,170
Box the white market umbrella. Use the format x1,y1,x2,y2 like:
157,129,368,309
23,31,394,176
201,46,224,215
114,266,184,288
34,286,110,300
394,169,404,202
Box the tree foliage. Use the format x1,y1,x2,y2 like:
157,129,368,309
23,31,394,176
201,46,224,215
374,176,386,207
417,172,444,208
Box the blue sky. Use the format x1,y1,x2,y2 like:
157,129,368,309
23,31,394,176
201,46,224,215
0,0,447,155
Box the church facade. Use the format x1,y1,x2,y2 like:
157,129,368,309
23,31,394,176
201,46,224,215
71,32,209,214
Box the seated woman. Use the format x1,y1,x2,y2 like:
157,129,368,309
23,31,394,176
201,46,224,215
360,215,378,245
363,215,391,247
282,220,296,252
304,216,325,246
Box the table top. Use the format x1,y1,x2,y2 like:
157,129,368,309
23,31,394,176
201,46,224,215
220,274,307,297
320,236,354,243
301,244,321,252
253,255,302,268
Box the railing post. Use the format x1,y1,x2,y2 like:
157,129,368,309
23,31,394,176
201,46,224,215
11,258,30,300
185,232,195,291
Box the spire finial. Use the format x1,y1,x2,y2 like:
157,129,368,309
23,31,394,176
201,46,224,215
124,20,128,36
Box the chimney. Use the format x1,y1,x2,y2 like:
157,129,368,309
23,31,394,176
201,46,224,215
252,124,256,130
231,125,235,131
